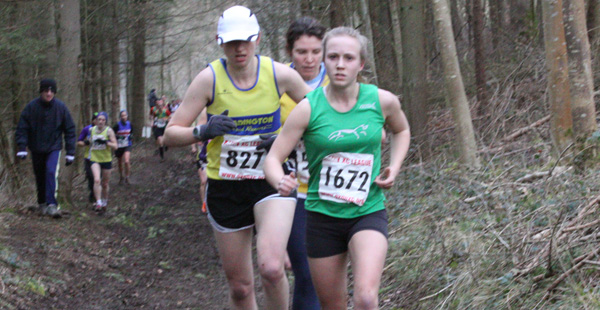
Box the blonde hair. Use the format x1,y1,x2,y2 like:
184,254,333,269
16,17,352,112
322,26,369,61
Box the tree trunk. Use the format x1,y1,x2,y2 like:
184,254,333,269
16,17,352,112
330,0,346,27
472,0,487,115
541,0,573,151
450,0,467,44
588,0,600,48
55,0,82,209
389,0,403,87
489,0,501,48
432,0,480,168
401,0,429,157
99,40,108,114
500,0,511,30
358,0,378,84
131,1,147,138
368,0,400,94
563,0,596,137
160,22,166,94
111,0,120,124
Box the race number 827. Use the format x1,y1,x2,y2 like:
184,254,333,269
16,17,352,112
226,150,264,169
219,135,268,180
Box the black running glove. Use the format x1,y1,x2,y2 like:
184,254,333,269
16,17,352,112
256,134,277,152
193,110,236,141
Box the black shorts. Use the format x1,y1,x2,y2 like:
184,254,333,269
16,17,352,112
153,127,165,139
115,147,131,158
206,179,295,231
91,161,112,170
306,209,388,258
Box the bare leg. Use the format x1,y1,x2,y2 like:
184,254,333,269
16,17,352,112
309,253,349,310
91,163,102,202
101,168,112,202
213,227,257,310
254,198,295,310
124,151,131,179
349,230,387,310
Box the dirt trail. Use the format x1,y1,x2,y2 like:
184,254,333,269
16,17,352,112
1,141,237,309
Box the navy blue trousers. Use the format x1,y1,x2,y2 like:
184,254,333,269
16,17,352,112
31,150,60,205
287,198,320,310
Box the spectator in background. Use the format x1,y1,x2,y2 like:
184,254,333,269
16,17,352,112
15,78,76,218
148,88,158,109
87,111,117,213
169,99,181,113
113,110,133,184
77,112,98,203
150,98,170,161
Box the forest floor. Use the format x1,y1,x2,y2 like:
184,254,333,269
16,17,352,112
0,140,239,309
2,126,600,309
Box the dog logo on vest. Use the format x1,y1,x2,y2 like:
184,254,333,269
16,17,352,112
328,124,369,141
358,102,376,110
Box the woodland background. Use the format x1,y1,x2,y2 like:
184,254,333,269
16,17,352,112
0,0,600,309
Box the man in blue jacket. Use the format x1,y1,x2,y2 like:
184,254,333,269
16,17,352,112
15,79,76,218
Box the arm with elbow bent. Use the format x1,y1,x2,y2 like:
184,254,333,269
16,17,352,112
164,68,214,147
106,128,119,150
374,90,411,189
264,100,311,196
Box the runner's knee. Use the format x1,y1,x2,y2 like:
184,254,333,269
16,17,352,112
352,288,378,310
258,259,285,285
228,279,253,301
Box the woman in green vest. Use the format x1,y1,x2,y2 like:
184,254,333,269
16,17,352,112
88,111,117,212
264,27,411,310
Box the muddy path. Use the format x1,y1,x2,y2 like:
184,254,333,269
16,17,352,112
1,141,242,309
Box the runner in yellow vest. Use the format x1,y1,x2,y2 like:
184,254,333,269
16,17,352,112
87,111,117,213
164,6,311,309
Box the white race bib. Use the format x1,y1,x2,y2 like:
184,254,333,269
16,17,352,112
318,152,374,206
91,135,107,150
155,119,167,128
295,140,309,185
117,136,129,148
219,135,267,180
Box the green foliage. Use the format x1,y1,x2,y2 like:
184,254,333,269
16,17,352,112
109,213,137,228
22,278,46,296
383,155,600,309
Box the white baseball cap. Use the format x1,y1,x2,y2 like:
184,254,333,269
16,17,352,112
217,6,260,45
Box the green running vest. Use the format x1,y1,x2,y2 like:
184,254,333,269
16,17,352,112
304,84,386,218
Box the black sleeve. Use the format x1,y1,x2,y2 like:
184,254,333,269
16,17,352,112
112,123,119,133
14,104,31,152
62,105,77,156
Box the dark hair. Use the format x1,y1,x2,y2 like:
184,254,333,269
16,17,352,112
285,16,326,53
